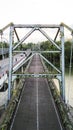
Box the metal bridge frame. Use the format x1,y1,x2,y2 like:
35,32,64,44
1,22,73,102
6,23,65,102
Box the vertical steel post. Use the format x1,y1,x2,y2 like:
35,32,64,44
8,25,13,101
60,25,65,101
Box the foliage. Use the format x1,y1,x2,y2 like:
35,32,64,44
40,40,73,67
65,41,73,67
0,42,9,48
18,40,73,67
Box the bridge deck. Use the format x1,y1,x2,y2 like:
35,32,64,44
11,54,63,130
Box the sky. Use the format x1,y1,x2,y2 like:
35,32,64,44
0,0,73,27
0,0,73,42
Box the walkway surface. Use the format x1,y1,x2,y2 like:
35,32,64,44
11,53,63,130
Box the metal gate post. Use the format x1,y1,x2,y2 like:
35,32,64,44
60,25,65,101
8,25,13,101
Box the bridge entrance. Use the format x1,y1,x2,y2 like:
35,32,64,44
7,23,65,101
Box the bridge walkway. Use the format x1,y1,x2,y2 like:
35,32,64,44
10,53,63,130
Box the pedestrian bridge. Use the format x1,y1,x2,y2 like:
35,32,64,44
0,53,73,130
0,22,73,130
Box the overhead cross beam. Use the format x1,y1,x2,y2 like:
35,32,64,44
13,24,60,28
13,73,61,78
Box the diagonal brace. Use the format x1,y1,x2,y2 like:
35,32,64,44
13,28,35,50
14,28,20,42
54,28,60,42
39,53,61,73
38,28,61,50
13,53,35,73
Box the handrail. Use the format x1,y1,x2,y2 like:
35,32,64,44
0,22,14,33
61,22,73,33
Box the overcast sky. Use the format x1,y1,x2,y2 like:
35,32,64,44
0,0,73,27
0,0,73,42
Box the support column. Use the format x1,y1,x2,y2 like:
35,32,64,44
8,25,13,101
60,25,65,101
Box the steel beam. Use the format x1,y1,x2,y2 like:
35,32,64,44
14,24,60,28
38,28,61,50
14,28,20,42
54,28,60,42
8,25,13,100
13,50,60,53
60,25,65,101
12,73,61,78
33,50,60,53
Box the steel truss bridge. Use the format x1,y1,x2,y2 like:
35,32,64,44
0,22,73,101
0,23,73,130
